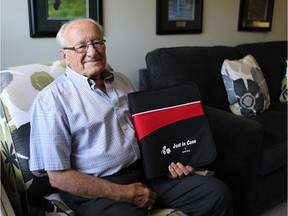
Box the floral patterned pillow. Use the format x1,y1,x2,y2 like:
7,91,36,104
221,55,270,117
279,60,287,103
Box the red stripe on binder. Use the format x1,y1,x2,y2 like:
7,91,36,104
132,101,204,140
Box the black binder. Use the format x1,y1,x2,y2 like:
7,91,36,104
128,83,216,179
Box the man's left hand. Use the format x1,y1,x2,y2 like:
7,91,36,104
168,162,194,179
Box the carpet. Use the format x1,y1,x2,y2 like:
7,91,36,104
261,201,287,216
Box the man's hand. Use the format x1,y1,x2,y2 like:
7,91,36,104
48,169,157,209
168,162,194,179
120,183,158,209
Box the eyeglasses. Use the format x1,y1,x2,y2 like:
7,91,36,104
63,40,106,53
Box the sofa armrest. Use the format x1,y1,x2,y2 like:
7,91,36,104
204,106,263,184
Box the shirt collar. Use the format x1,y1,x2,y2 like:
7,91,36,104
65,66,114,90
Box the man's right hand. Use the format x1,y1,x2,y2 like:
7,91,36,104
48,169,157,209
119,183,158,209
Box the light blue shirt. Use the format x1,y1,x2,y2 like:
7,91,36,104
29,67,141,177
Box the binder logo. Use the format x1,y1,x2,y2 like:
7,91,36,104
161,139,196,155
161,146,171,155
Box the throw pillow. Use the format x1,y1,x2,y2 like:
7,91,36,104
221,55,270,117
279,60,287,102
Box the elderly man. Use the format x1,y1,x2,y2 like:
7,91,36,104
29,18,233,216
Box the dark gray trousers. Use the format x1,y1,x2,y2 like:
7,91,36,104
60,169,233,216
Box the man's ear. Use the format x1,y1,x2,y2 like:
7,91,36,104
59,49,66,60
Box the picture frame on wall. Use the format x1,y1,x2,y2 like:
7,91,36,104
156,0,203,35
238,0,274,31
28,0,103,38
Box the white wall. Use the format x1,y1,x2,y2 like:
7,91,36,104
1,0,287,87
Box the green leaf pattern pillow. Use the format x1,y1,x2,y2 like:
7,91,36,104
0,60,69,215
279,60,287,102
221,55,270,117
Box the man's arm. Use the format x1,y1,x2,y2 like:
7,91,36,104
47,169,157,208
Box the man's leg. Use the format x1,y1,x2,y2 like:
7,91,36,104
60,192,148,216
150,175,233,216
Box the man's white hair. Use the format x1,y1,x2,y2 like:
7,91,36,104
56,18,104,48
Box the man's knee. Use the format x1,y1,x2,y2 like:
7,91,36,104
205,177,233,215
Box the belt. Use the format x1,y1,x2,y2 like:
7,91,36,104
102,160,146,184
114,160,142,176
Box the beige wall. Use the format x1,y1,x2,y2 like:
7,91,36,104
1,0,287,87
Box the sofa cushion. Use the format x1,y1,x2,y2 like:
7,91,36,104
145,46,241,111
249,111,287,176
236,41,287,103
221,55,270,117
0,60,66,207
280,60,287,103
269,101,287,113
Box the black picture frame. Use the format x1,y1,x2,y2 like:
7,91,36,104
238,0,274,32
156,0,203,35
28,0,103,38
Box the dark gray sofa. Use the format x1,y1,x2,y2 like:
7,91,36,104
139,41,287,216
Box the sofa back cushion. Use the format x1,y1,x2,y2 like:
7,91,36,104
280,60,287,103
145,46,241,110
236,41,287,103
0,60,66,207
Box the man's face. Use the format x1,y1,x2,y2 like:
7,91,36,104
60,20,107,80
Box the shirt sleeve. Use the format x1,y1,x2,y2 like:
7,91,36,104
29,92,71,172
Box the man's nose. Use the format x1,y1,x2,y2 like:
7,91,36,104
86,44,97,55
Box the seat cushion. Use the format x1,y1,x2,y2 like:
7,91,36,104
150,209,187,216
249,111,287,175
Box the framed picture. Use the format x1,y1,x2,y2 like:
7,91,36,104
238,0,274,31
156,0,203,35
28,0,103,37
